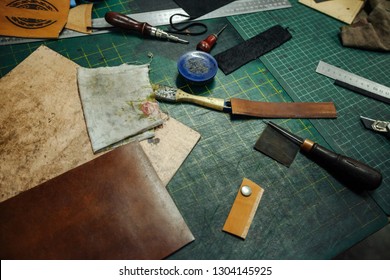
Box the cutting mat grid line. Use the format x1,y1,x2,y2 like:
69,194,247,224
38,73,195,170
92,0,134,18
230,0,390,213
0,1,387,259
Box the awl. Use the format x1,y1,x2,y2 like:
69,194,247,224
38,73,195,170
152,85,337,118
196,24,228,53
267,121,383,191
105,12,189,44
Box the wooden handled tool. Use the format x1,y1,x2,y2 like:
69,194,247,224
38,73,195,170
267,121,383,191
196,24,228,53
105,12,189,44
152,84,337,119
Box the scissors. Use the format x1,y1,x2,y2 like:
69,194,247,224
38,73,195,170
360,116,390,138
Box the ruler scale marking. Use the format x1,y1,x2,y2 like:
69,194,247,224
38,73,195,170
316,61,390,104
0,0,291,46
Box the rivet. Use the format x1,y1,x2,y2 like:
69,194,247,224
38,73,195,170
241,185,252,197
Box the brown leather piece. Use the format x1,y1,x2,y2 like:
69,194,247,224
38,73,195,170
0,142,194,260
230,98,337,118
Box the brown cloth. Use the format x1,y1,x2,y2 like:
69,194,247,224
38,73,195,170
340,0,390,51
0,142,194,260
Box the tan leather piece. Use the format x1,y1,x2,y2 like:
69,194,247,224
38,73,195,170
140,115,200,186
299,0,364,24
0,45,98,203
0,142,194,260
0,0,69,38
230,98,337,118
65,4,93,34
223,178,264,239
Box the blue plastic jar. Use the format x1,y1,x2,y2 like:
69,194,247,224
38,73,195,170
177,51,218,85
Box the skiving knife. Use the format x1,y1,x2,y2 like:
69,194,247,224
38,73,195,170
152,85,337,119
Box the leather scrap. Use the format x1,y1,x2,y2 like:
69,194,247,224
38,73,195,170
0,142,195,260
215,25,292,75
230,98,337,119
0,45,98,203
173,0,235,18
140,115,200,186
223,178,264,239
0,0,69,38
299,0,364,24
0,46,196,203
340,0,390,51
65,3,93,34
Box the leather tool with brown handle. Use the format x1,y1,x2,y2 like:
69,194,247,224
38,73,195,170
267,121,382,191
105,12,189,44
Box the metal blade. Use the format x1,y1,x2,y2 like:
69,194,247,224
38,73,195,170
360,116,376,131
254,124,299,167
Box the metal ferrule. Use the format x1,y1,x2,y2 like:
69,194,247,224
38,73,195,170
150,27,168,40
153,85,177,102
301,139,315,152
371,120,390,133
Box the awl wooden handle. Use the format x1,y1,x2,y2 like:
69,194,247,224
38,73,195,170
105,11,153,36
301,139,382,191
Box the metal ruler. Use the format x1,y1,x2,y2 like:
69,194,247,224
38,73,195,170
0,0,291,46
316,61,390,104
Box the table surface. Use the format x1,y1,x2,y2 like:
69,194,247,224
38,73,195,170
0,0,389,259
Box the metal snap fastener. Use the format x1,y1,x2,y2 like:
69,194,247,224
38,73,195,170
241,185,252,197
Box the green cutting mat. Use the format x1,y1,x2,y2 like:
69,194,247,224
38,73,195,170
230,0,390,214
0,0,387,259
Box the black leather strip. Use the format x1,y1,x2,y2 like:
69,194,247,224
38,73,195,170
215,25,292,75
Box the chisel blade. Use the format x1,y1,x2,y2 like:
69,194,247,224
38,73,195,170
254,124,299,167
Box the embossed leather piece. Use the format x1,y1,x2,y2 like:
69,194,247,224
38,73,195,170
0,0,69,38
0,142,194,260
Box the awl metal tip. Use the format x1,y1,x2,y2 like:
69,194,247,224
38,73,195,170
166,33,189,44
216,24,228,37
175,37,189,44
